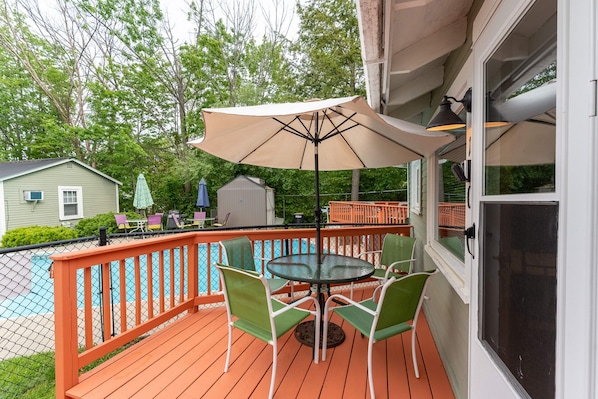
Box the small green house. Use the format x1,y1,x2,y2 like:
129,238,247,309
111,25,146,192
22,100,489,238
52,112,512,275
0,158,121,238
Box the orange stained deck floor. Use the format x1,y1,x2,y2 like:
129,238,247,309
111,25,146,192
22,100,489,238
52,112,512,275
66,285,455,399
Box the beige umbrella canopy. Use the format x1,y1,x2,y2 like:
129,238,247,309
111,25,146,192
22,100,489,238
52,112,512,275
486,82,556,166
188,96,454,258
485,112,555,166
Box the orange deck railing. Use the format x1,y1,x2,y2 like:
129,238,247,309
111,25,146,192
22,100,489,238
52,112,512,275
438,202,466,228
328,201,409,224
51,225,412,399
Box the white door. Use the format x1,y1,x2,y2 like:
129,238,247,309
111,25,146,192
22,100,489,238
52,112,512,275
469,1,559,398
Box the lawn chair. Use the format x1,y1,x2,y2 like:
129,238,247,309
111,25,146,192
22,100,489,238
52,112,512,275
219,236,293,298
147,214,163,231
215,263,320,399
213,212,230,227
114,214,133,232
350,233,417,299
323,270,437,399
188,211,206,228
171,213,185,229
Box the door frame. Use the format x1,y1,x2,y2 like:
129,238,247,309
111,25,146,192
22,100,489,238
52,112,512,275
468,0,563,397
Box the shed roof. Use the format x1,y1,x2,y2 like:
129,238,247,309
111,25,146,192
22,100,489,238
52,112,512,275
219,175,269,190
0,158,122,185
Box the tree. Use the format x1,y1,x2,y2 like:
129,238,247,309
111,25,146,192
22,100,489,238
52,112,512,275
292,0,365,200
293,0,364,99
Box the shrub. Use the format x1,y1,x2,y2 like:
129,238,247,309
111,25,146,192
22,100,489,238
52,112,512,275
1,226,79,248
74,212,141,237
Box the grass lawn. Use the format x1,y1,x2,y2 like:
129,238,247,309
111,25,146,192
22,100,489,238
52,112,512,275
0,351,55,399
0,338,143,399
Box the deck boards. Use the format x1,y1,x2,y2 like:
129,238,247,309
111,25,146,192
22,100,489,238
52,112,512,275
66,285,455,399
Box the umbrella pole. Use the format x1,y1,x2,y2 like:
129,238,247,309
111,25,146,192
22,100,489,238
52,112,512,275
314,143,322,265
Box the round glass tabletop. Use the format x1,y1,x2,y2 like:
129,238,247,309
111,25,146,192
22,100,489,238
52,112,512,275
266,253,374,284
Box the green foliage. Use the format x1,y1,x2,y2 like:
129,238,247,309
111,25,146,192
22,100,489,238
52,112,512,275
1,226,78,248
485,164,555,195
0,0,405,222
293,0,365,98
73,211,140,237
442,161,466,202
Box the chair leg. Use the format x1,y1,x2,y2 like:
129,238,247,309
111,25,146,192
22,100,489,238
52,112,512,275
313,312,320,364
322,308,330,361
224,323,232,372
269,341,278,399
411,328,420,378
368,338,376,399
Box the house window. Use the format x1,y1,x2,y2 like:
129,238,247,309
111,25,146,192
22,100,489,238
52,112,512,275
410,159,421,215
424,135,468,303
58,186,83,220
437,138,466,262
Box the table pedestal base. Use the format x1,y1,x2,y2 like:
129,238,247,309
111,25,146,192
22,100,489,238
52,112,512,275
294,320,345,348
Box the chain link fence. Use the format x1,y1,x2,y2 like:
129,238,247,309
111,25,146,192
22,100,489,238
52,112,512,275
0,229,182,398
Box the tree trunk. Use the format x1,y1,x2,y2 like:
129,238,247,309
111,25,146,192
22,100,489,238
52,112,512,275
351,169,360,201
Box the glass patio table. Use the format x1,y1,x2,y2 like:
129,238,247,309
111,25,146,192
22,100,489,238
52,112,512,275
267,253,375,348
128,219,147,233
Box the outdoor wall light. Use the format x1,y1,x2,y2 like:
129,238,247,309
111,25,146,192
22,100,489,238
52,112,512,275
426,88,471,131
426,88,508,131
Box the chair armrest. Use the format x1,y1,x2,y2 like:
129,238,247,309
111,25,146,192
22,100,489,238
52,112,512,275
384,258,416,278
271,295,320,317
387,258,416,267
356,249,382,259
323,293,377,317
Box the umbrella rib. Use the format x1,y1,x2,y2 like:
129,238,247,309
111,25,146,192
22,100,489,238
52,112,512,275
236,116,313,166
319,109,360,141
273,116,317,141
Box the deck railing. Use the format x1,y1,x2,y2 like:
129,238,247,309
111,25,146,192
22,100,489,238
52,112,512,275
438,202,466,228
51,225,411,398
328,201,409,224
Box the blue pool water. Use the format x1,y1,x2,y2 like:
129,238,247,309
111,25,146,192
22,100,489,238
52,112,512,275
0,239,311,319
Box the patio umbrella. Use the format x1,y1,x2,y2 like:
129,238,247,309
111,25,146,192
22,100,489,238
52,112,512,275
485,81,556,166
188,96,454,260
196,178,210,209
133,173,154,214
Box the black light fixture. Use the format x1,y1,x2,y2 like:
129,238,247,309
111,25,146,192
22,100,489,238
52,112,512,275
426,88,509,131
426,88,471,131
484,95,509,128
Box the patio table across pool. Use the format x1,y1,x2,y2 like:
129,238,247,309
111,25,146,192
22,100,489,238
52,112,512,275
267,253,374,348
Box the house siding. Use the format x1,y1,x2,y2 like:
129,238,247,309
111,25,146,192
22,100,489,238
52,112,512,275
2,162,118,231
412,159,469,399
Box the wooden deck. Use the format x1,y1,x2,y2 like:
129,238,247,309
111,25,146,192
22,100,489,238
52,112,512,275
64,284,454,399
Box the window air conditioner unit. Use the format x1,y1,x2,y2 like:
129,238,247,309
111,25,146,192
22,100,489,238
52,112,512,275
24,191,44,201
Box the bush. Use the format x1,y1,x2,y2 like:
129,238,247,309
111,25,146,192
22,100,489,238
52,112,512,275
1,226,79,248
74,212,141,237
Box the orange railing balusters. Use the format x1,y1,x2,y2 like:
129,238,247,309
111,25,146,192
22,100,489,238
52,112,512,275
328,201,409,224
147,254,154,319
101,262,112,341
159,251,165,313
135,256,141,325
119,259,127,333
83,267,93,349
